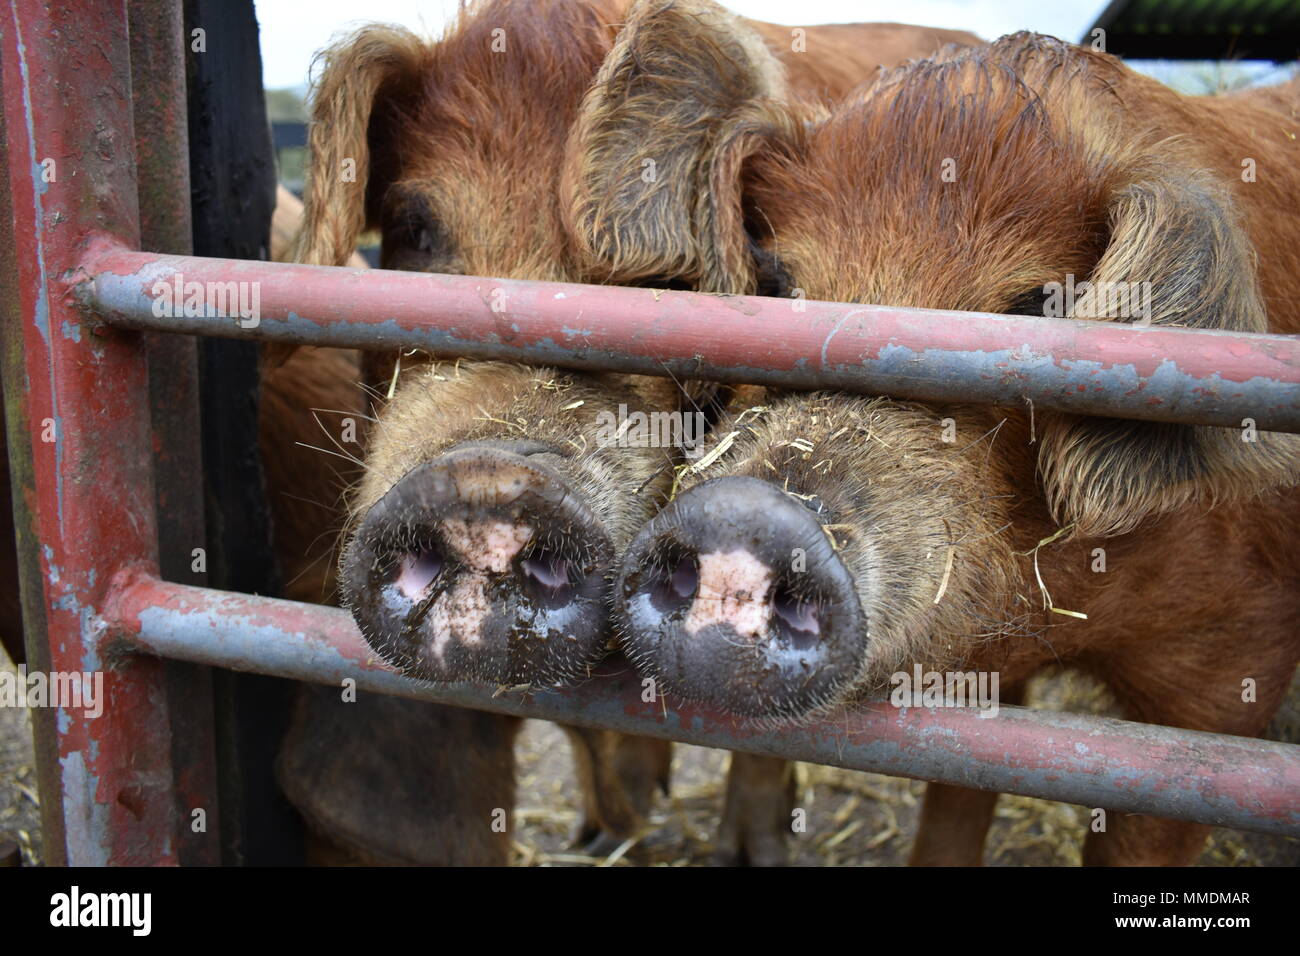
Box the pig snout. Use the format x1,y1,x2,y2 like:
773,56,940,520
341,441,615,685
617,476,866,719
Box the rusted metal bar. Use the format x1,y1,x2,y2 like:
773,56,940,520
102,570,1300,837
0,0,192,865
83,245,1300,432
128,0,222,868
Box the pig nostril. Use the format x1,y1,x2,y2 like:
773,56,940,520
649,552,697,614
521,551,577,607
773,589,820,650
394,546,444,600
670,556,698,599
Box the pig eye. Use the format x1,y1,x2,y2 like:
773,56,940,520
639,275,694,292
397,205,444,252
1007,288,1047,317
751,243,793,299
380,196,454,272
743,197,792,299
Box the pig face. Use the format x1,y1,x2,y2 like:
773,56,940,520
292,3,679,685
293,2,629,284
617,396,1020,719
567,23,1300,719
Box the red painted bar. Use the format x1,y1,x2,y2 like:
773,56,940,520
104,572,1300,837
83,244,1300,432
127,0,222,866
0,0,188,864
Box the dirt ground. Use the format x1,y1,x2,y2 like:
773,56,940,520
3,644,1295,867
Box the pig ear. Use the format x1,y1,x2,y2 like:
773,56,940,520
292,26,427,268
563,0,787,293
1036,171,1300,536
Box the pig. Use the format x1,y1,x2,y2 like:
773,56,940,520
299,0,978,861
565,10,1300,866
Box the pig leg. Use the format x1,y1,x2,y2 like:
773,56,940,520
1082,813,1211,867
565,727,672,854
908,785,1001,866
714,752,797,866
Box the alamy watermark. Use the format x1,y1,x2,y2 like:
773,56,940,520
151,273,261,328
1038,274,1153,323
595,403,708,459
50,886,151,936
889,665,1000,718
0,666,103,718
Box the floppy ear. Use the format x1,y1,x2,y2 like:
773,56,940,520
292,26,426,268
1037,169,1299,536
563,0,788,293
281,27,424,379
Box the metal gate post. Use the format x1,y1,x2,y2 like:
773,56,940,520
0,0,204,864
128,0,222,867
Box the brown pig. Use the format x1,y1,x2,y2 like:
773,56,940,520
566,16,1300,865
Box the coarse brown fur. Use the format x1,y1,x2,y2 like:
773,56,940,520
347,363,674,548
294,0,971,861
569,18,1300,865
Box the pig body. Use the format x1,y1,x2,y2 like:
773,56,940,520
568,15,1300,865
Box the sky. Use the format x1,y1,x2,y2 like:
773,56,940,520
254,0,1109,90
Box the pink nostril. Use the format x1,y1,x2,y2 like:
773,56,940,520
395,549,443,599
522,555,569,591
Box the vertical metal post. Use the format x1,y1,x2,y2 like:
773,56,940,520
129,0,221,866
0,0,191,864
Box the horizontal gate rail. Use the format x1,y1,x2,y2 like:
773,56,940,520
82,242,1300,433
102,570,1300,837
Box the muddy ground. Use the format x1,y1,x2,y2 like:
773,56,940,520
3,645,1295,867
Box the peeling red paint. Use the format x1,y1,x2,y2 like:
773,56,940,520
2,0,185,865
